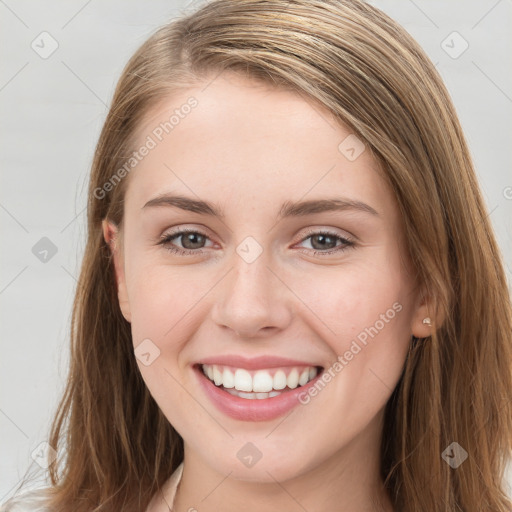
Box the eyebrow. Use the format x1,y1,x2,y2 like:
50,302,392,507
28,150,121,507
142,194,379,219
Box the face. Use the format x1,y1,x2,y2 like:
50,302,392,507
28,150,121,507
103,72,431,484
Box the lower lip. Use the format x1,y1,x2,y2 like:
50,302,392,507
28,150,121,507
194,365,323,422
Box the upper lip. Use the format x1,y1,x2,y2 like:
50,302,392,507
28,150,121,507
196,354,323,370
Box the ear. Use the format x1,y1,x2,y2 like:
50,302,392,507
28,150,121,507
102,219,131,323
410,285,444,338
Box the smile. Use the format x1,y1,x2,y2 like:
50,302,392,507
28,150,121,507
194,360,324,421
201,364,320,399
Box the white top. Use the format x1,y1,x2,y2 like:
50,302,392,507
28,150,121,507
0,463,184,512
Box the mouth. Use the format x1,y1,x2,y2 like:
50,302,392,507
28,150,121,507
193,362,325,421
196,363,323,399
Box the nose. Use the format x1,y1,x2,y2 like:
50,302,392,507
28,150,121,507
211,250,293,339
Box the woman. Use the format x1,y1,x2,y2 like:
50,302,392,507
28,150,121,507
3,0,511,510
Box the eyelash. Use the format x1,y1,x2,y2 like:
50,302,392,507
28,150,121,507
157,227,355,257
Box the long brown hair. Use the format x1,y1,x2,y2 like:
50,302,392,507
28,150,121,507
6,0,512,510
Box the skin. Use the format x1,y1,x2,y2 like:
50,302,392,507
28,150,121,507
102,71,433,512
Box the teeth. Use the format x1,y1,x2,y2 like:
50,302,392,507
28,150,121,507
213,366,223,386
201,363,320,395
225,388,283,399
234,368,252,392
287,368,299,389
222,368,235,388
273,370,287,390
253,371,274,392
299,368,310,386
237,391,256,399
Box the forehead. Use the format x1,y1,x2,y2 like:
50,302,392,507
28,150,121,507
124,72,396,221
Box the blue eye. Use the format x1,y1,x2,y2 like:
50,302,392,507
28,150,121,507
158,228,355,256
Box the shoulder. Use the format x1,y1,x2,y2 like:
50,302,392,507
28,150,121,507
0,488,52,512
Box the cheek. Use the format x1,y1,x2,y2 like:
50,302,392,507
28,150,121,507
126,260,205,343
291,252,413,408
289,269,411,433
126,264,201,425
298,258,408,345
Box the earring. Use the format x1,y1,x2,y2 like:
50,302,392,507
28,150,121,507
422,317,432,326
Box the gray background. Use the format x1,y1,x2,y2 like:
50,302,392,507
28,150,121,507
1,0,511,502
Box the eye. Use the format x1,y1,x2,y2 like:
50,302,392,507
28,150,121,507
158,228,213,256
157,227,355,257
295,229,355,256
